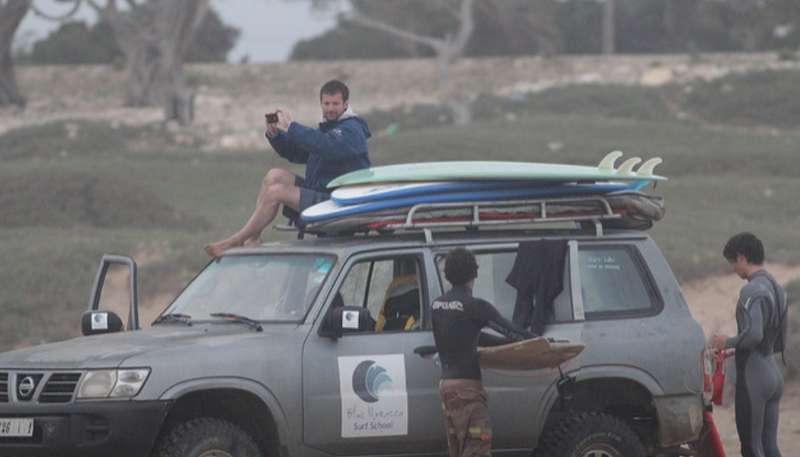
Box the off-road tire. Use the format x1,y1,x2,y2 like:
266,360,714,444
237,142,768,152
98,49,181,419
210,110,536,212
154,417,261,457
533,412,646,457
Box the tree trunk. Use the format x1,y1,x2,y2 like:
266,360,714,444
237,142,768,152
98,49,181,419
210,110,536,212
155,0,208,125
123,40,162,106
602,0,616,55
97,0,208,124
437,51,472,126
0,0,30,108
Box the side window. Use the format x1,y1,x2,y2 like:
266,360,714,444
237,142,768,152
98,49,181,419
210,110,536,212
436,250,572,324
578,246,657,318
336,255,424,333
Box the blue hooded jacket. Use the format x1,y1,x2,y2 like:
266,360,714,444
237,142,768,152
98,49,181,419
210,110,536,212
267,107,371,191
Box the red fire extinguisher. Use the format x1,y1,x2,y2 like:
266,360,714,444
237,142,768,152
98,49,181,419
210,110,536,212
697,349,734,457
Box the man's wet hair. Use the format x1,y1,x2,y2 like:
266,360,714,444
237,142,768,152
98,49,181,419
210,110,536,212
444,248,478,286
723,232,765,264
320,80,349,102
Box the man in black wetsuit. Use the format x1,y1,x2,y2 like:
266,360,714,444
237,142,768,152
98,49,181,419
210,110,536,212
432,248,533,457
712,233,787,457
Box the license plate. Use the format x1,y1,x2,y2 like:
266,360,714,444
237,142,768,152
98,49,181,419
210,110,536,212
0,418,34,438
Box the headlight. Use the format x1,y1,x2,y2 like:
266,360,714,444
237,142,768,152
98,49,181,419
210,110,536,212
77,368,150,399
111,369,150,398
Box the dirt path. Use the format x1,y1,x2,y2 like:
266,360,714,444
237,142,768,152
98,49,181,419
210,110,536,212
682,264,800,456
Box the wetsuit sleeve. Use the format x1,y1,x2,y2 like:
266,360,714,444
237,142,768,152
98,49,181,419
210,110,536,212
267,130,309,164
726,295,765,350
287,120,368,161
474,299,534,343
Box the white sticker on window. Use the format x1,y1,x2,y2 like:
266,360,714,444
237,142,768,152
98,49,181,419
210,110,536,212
338,354,408,437
91,312,109,330
342,310,360,329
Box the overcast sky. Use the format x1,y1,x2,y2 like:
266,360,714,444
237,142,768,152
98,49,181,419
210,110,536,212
15,0,342,63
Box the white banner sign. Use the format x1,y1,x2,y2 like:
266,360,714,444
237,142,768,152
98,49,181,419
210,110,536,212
338,354,408,438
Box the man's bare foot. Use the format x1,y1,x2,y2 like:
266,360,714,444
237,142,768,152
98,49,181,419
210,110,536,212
204,238,240,257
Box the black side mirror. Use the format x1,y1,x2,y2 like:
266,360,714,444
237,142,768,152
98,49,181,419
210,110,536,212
81,311,124,336
320,306,375,338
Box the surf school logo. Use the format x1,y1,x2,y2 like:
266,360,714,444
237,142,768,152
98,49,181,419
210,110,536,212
352,360,393,403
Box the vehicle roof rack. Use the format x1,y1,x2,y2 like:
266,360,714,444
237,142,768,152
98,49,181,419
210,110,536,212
379,195,619,238
299,192,664,241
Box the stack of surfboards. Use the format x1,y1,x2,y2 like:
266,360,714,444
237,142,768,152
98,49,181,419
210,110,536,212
301,151,666,233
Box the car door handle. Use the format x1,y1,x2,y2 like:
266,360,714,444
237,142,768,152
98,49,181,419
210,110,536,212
414,345,438,357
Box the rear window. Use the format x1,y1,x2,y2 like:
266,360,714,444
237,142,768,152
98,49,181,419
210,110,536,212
578,246,658,318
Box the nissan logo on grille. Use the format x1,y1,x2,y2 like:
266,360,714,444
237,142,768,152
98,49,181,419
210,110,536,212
17,376,37,400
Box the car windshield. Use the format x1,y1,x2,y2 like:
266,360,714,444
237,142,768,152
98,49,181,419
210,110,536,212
164,254,335,322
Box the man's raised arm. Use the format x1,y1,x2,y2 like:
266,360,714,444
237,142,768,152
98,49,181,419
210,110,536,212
286,120,368,161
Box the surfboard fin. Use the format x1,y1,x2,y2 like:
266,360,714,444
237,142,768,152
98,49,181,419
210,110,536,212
616,157,642,176
636,157,663,177
598,150,624,171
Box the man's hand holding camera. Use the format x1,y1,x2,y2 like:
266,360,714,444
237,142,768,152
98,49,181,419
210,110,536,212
265,109,294,139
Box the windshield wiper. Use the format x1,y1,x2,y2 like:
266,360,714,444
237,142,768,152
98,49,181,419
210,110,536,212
153,313,193,326
210,313,263,332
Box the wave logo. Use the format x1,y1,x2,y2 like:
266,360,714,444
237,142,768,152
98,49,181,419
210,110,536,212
352,360,393,403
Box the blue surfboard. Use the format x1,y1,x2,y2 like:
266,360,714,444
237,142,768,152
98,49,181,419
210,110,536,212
331,180,556,206
303,181,646,224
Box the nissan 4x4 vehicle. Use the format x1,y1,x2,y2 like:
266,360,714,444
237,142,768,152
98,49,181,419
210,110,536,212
0,196,708,457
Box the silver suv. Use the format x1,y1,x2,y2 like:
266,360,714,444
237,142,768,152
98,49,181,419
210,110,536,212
0,213,708,457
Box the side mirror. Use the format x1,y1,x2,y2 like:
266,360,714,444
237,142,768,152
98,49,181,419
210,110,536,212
86,254,140,331
81,311,124,336
320,306,375,338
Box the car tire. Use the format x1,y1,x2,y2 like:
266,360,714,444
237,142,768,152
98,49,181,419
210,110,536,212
533,412,645,457
154,417,261,457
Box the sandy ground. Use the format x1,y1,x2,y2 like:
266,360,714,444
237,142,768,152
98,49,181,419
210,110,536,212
682,264,800,456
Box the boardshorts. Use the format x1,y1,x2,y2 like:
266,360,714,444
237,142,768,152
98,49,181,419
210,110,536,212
282,176,331,227
439,379,492,457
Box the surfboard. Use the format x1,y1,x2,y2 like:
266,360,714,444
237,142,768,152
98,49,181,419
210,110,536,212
331,181,546,206
302,181,643,224
331,178,653,206
326,152,665,189
478,337,585,370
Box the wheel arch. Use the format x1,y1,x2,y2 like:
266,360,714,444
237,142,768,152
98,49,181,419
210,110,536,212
535,367,664,447
158,378,289,457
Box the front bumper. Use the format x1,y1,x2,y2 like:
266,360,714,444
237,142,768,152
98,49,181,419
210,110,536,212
0,400,171,457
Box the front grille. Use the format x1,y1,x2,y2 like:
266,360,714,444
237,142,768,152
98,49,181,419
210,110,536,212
0,372,8,402
39,373,82,403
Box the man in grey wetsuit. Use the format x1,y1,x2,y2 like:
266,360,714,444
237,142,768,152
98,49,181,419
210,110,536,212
712,233,787,457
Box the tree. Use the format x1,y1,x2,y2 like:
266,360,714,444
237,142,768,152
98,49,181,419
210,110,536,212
185,8,241,63
291,0,560,60
87,0,211,125
24,8,239,65
348,0,476,125
0,0,30,108
30,0,211,125
29,20,121,64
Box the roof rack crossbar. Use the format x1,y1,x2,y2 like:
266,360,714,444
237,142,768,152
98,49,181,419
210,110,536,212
386,195,622,235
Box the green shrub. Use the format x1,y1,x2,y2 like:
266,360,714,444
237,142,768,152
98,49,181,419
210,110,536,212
678,69,800,129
